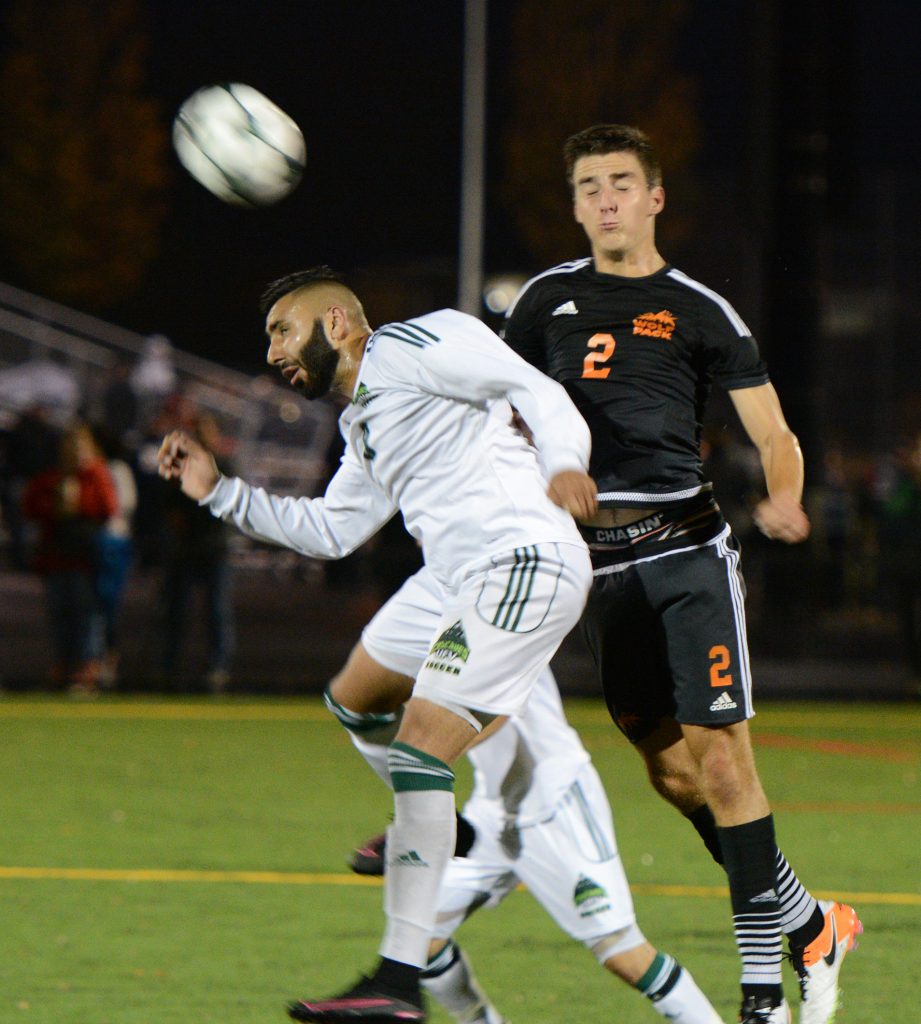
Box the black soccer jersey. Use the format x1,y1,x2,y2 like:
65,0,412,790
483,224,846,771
502,259,769,506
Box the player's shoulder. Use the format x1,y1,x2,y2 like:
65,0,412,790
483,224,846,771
367,310,499,375
373,308,488,347
664,267,751,337
506,258,594,318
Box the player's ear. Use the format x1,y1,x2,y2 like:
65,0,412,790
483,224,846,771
327,304,349,340
650,185,665,215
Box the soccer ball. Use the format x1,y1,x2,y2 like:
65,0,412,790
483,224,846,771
172,83,306,206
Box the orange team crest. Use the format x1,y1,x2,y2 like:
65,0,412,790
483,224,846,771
633,310,676,340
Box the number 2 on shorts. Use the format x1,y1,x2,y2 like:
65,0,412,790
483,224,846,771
709,644,733,687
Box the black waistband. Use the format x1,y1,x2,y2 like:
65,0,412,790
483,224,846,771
579,492,726,568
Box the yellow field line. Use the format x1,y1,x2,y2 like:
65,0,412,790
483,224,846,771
0,865,380,885
0,702,331,721
1,700,919,732
0,865,917,906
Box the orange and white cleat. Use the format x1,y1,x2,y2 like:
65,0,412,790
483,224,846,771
793,901,862,1024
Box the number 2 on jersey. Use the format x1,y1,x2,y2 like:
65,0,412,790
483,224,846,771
582,333,616,378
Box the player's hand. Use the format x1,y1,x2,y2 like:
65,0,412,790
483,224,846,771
157,430,220,502
753,493,811,544
548,470,598,521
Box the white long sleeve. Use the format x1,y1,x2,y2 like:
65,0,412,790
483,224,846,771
203,447,396,559
206,308,587,589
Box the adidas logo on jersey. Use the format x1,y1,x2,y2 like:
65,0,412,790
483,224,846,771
709,691,738,712
551,300,578,316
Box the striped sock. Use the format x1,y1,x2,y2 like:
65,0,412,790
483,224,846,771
637,951,721,1021
775,848,820,940
718,815,784,999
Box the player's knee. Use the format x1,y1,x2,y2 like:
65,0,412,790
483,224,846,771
637,725,706,812
327,642,412,715
646,763,703,810
688,723,762,810
323,681,403,744
642,750,705,812
589,922,647,967
425,937,450,963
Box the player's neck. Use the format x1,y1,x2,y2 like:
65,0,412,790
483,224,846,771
334,330,371,398
592,245,666,278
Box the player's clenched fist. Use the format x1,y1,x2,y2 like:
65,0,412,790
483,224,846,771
547,469,598,522
157,430,220,502
752,492,811,544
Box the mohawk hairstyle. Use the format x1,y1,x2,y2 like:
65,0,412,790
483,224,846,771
563,124,662,191
258,265,347,314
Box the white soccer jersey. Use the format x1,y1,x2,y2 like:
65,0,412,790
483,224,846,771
205,309,590,588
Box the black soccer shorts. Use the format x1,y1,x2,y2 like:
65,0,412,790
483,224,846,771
580,528,753,743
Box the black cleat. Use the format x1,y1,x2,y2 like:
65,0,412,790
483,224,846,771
349,833,386,876
288,975,426,1022
348,815,476,877
738,994,791,1024
454,813,476,858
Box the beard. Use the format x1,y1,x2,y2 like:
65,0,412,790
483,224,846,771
291,318,340,399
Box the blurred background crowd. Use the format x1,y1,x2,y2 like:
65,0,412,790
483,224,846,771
1,0,920,699
2,301,920,698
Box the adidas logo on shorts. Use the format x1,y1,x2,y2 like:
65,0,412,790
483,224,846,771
709,691,738,712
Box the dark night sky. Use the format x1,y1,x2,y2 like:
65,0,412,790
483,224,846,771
3,0,920,372
119,0,468,367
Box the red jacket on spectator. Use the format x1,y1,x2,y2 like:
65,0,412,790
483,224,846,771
23,454,118,573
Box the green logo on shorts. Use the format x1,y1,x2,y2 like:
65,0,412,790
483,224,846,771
424,622,470,676
574,875,611,918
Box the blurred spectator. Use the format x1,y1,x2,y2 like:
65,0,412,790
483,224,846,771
132,393,198,568
818,446,856,609
159,412,236,692
701,423,766,617
22,422,117,695
0,405,60,569
701,424,762,538
878,430,921,678
101,355,140,447
90,425,138,689
0,350,81,425
131,334,178,429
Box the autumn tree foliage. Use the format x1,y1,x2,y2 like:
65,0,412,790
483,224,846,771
498,0,701,266
0,0,170,308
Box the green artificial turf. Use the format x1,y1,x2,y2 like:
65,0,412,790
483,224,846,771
0,697,917,1023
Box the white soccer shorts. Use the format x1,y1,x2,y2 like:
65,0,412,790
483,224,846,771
365,543,590,718
431,760,636,947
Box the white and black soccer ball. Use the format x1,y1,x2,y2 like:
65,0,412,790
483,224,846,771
172,83,306,207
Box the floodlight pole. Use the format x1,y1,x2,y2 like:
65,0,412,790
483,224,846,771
458,0,487,315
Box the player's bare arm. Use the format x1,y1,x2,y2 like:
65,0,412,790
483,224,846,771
157,429,221,502
729,382,810,544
